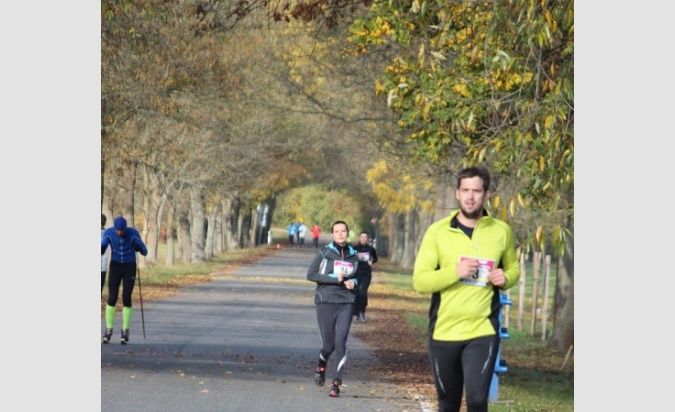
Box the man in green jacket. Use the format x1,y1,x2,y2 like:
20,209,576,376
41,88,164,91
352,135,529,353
413,166,520,412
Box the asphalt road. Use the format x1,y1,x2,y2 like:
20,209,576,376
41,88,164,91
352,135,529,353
101,246,421,412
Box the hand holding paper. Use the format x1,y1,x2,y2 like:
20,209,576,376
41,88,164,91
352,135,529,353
488,268,506,287
458,256,495,287
456,257,479,279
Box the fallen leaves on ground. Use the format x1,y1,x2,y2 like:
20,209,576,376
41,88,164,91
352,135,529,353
351,272,438,408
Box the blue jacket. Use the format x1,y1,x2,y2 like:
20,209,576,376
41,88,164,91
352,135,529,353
101,227,148,263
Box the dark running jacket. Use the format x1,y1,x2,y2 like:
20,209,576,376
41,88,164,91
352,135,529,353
354,243,378,276
307,241,360,305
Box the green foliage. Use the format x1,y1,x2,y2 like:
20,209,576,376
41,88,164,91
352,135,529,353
349,0,574,255
274,184,366,234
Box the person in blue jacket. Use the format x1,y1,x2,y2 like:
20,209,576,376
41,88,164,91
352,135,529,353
101,216,147,344
287,222,297,247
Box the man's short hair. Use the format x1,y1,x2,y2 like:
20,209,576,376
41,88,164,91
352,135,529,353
456,167,491,192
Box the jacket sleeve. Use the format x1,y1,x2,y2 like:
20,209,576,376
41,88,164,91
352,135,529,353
101,233,110,255
306,251,341,284
370,245,378,264
412,225,460,293
500,225,520,290
131,232,148,256
347,259,359,286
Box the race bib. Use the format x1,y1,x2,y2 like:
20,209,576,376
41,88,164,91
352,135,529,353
458,256,495,287
356,252,370,262
334,260,355,277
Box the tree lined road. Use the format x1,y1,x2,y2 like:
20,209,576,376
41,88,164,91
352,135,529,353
102,247,420,411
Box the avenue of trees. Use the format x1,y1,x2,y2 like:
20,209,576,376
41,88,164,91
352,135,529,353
102,0,573,348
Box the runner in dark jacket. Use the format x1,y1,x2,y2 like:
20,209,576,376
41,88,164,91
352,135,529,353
307,221,360,398
353,232,378,322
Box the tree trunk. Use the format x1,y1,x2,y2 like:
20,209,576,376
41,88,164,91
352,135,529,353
385,213,395,262
141,168,161,264
141,188,150,243
416,210,434,253
131,163,142,267
221,198,232,252
101,163,114,226
264,194,277,244
399,209,417,270
548,230,574,350
165,201,175,265
385,212,397,260
239,207,253,247
392,214,406,265
204,210,216,260
214,210,223,255
251,207,259,246
101,158,105,209
223,196,239,251
189,187,206,262
147,192,167,264
120,162,135,220
176,199,191,263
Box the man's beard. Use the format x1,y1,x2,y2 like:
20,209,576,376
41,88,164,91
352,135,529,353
460,205,483,220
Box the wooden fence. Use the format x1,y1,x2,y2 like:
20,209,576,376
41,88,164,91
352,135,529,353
507,252,557,340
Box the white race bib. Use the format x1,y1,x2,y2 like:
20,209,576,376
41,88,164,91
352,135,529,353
334,260,355,277
356,252,370,262
458,256,495,287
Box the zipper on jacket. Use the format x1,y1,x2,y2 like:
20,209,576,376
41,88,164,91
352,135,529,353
450,216,485,257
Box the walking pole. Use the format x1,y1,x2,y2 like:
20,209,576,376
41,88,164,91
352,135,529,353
137,257,146,338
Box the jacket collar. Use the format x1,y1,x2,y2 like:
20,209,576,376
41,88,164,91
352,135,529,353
327,241,356,257
449,208,490,229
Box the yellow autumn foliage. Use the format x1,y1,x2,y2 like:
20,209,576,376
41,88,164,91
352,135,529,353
366,160,437,214
452,83,470,97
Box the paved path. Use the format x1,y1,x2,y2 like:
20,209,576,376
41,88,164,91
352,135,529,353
102,247,420,412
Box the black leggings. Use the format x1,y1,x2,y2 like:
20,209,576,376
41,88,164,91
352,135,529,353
107,261,137,308
316,303,354,383
429,335,499,412
354,273,371,315
101,271,107,294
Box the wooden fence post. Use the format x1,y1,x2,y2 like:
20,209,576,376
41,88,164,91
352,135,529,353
517,252,527,331
541,254,552,341
504,289,511,329
530,251,541,336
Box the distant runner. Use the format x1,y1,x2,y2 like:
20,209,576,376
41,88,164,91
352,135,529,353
353,232,377,322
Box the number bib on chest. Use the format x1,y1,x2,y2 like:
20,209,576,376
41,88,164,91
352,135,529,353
459,257,495,287
334,260,355,277
356,252,370,262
